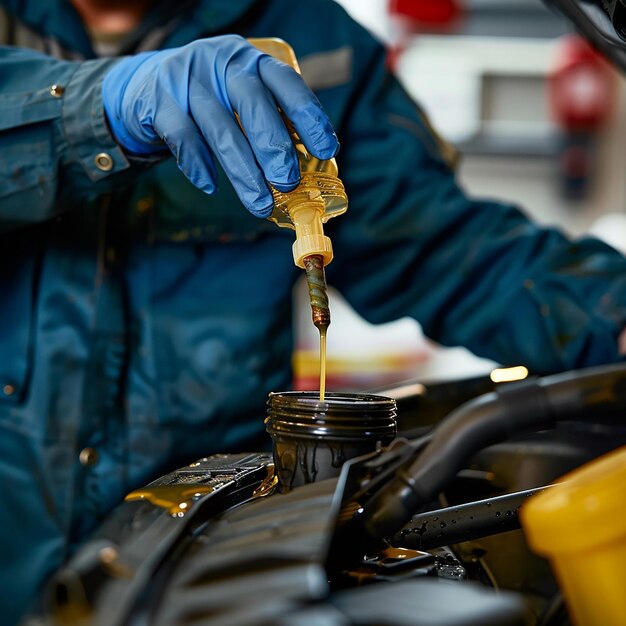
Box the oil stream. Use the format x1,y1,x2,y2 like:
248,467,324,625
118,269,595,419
303,255,330,401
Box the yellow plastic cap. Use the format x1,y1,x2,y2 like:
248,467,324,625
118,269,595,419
292,234,333,268
521,445,626,555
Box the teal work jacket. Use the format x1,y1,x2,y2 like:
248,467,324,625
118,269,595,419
1,0,625,622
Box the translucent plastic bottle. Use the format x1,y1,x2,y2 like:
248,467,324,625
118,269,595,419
248,38,348,270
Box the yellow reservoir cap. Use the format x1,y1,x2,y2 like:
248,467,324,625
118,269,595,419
521,446,626,626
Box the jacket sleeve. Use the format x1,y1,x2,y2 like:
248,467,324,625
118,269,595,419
0,46,147,231
325,26,626,375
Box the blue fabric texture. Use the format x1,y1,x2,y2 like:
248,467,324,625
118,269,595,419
0,0,625,623
102,36,339,216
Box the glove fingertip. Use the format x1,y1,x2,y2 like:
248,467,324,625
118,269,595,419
299,112,340,161
316,137,340,160
270,178,299,193
249,201,274,219
195,175,217,195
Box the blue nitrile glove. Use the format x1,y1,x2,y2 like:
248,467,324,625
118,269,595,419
102,35,339,217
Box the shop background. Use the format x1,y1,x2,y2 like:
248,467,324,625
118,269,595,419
293,0,626,390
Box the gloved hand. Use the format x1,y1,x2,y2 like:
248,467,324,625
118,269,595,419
102,35,339,217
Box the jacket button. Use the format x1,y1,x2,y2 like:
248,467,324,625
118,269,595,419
95,153,114,172
2,384,15,396
49,84,65,97
79,447,100,467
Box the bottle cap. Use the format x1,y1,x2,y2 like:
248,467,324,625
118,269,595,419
292,234,333,268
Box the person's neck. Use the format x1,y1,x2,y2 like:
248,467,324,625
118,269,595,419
71,0,154,34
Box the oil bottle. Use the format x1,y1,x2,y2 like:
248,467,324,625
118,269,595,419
249,38,348,401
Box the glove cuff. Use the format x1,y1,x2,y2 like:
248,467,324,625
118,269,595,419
102,51,164,155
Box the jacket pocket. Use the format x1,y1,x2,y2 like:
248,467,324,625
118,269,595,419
0,230,39,408
0,87,61,133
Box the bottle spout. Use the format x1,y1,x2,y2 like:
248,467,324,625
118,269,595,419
290,200,333,268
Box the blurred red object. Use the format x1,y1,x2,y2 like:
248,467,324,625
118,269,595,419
387,0,463,69
549,34,616,131
549,35,616,200
389,0,462,27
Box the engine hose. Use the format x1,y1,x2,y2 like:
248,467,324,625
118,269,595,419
356,362,626,544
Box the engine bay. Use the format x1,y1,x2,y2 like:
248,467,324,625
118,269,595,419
33,363,626,626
